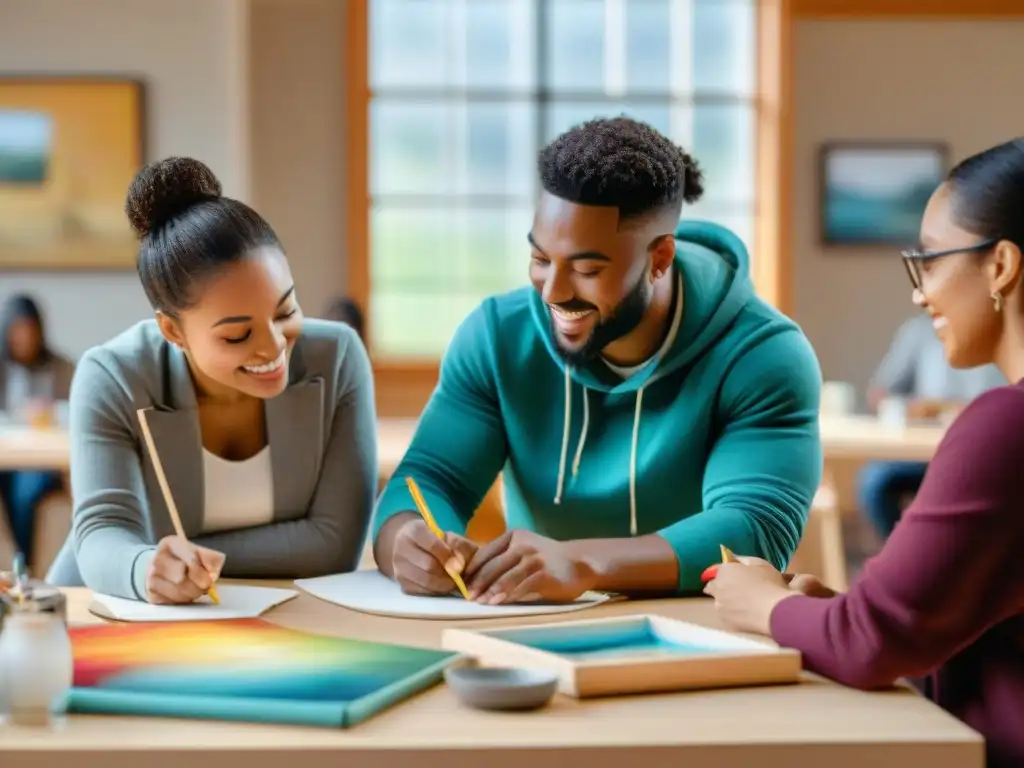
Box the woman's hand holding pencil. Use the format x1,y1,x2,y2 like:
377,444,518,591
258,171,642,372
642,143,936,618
145,535,225,605
136,407,224,606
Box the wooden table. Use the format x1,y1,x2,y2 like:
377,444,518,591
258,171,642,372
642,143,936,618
1,581,983,768
820,415,946,463
0,425,70,471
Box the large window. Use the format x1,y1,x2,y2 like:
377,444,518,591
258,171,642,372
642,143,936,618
367,0,757,359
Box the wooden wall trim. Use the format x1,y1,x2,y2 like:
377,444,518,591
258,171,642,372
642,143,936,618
344,0,370,345
753,0,793,317
794,0,1024,17
346,0,430,415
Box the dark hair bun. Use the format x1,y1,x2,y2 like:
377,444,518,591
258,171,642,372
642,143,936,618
125,157,223,237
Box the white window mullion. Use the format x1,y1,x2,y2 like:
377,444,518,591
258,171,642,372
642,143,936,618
451,0,470,294
669,0,695,149
508,0,534,198
603,0,627,98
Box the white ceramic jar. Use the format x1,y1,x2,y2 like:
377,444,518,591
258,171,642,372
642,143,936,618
0,608,73,726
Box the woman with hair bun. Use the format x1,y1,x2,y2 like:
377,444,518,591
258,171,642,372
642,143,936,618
46,157,378,605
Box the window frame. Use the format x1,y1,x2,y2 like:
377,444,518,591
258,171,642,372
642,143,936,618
345,0,792,416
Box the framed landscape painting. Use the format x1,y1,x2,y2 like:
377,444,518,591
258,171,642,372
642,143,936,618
819,141,947,246
0,77,145,270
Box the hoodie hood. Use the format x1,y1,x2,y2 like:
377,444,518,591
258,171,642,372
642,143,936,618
529,219,754,395
528,219,756,534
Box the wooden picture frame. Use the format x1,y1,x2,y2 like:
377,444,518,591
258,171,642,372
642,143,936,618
442,614,802,698
819,140,948,246
0,76,146,271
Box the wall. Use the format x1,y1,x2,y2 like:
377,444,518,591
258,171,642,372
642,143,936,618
0,0,249,359
0,0,348,361
792,19,1024,403
248,0,347,320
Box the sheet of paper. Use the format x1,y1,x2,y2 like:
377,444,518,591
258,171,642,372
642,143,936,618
89,585,298,622
294,569,611,620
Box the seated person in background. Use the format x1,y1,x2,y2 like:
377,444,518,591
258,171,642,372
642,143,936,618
46,157,378,603
704,137,1024,768
858,313,1004,538
321,296,366,343
0,294,76,564
373,116,823,603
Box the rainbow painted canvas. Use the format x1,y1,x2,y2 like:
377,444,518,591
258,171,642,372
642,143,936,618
67,619,457,727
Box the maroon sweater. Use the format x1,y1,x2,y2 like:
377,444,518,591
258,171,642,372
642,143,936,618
771,384,1024,768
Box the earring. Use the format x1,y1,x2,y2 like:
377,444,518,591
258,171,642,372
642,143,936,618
992,291,1003,313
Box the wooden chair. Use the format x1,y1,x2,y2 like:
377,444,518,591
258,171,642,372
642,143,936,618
0,489,73,577
0,497,17,569
787,485,848,592
31,489,72,577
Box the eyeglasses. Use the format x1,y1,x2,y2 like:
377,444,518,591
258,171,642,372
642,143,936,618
900,239,998,290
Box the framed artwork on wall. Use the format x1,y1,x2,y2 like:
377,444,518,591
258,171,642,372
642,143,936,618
819,141,948,246
0,76,145,270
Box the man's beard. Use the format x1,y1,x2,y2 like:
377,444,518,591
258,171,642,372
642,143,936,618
550,271,652,367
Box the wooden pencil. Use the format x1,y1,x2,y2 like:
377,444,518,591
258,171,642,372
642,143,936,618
136,408,220,605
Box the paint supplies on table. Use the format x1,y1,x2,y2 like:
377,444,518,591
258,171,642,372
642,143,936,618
443,614,801,698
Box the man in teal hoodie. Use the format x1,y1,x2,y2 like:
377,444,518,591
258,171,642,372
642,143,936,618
373,116,822,603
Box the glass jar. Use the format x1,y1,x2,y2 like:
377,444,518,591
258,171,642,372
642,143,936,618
0,582,71,725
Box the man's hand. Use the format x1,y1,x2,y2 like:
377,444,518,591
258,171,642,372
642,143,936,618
391,518,479,596
146,536,224,605
464,529,596,604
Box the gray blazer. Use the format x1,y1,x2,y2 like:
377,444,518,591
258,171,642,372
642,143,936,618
46,318,378,600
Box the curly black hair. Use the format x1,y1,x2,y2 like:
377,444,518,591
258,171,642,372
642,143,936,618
538,115,704,224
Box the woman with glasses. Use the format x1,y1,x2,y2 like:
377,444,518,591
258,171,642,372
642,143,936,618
703,137,1024,768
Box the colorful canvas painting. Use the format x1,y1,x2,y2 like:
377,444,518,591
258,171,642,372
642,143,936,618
68,619,457,727
0,78,144,269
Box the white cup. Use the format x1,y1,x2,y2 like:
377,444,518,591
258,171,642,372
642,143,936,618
821,381,856,416
877,396,908,427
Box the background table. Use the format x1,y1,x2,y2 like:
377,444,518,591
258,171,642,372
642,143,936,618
0,416,949,477
0,581,983,768
0,425,70,471
819,414,947,463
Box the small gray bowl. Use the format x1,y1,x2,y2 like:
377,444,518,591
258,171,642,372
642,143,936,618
444,665,559,711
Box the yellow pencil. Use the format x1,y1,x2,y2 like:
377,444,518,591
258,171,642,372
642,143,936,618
720,545,739,564
405,477,471,600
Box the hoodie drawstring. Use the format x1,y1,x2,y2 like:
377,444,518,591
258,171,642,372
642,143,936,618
571,385,589,476
553,366,572,505
629,386,645,536
553,366,644,537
